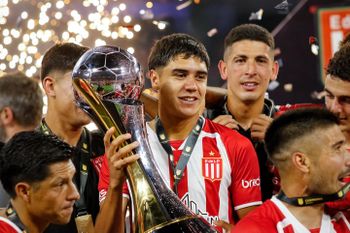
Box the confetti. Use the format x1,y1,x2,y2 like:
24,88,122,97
249,9,264,21
275,0,290,14
268,80,280,91
276,58,283,68
309,36,319,56
274,48,281,56
275,0,289,10
284,83,293,92
207,28,218,37
176,0,192,11
311,91,326,100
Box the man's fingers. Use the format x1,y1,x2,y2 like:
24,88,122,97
212,115,232,123
212,115,239,130
113,154,140,170
214,220,233,232
114,141,139,160
107,133,132,159
103,127,116,150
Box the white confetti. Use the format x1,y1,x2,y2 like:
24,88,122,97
176,0,192,11
207,28,218,37
275,0,289,10
249,9,264,21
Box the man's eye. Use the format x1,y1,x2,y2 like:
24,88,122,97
175,73,186,77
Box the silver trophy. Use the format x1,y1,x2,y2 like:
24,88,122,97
72,46,217,233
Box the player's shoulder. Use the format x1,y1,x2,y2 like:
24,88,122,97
232,200,279,233
204,118,245,139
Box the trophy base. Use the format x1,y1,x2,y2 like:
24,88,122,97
146,216,218,233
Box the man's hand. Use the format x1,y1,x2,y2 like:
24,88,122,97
250,114,273,142
214,220,233,233
104,127,140,189
212,115,239,130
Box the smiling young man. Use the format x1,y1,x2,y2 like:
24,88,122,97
232,108,350,233
322,41,350,215
98,33,262,232
324,43,350,145
206,24,280,201
0,131,80,233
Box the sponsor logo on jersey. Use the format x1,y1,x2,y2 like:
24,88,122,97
241,178,260,189
181,193,219,225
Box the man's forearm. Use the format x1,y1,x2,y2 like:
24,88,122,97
94,186,125,233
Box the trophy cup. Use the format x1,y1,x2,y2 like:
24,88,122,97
72,46,217,233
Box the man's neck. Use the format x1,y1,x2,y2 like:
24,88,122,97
280,178,324,229
283,201,324,229
45,111,83,147
11,200,48,233
5,125,36,142
154,112,200,141
226,95,265,129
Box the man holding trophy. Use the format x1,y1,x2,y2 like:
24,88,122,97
72,33,262,233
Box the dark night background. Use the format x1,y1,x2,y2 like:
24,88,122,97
2,0,350,104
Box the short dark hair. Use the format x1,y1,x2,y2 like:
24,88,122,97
0,72,43,127
265,108,339,164
224,24,274,57
41,42,89,80
148,33,210,70
0,131,74,197
326,44,350,82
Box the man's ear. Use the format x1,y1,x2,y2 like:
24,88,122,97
15,182,32,203
42,76,55,97
148,69,160,91
292,152,310,174
218,60,228,81
0,107,14,125
270,60,279,82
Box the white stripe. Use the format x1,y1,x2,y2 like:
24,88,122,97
234,201,262,210
0,216,22,233
146,124,171,188
334,212,350,230
213,132,231,224
186,133,206,216
216,163,220,179
271,196,335,233
205,163,209,177
276,218,291,233
211,163,215,180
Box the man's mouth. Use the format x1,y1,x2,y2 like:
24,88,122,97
241,82,258,90
179,96,198,102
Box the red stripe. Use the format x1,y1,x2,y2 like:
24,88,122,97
202,137,221,219
169,140,188,197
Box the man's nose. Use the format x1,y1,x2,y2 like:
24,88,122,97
329,98,343,114
68,181,80,201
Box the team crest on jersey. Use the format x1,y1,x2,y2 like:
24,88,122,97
202,151,223,182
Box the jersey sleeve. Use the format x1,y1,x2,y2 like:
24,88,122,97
229,137,262,210
0,218,21,233
98,154,110,204
98,154,130,204
230,217,270,233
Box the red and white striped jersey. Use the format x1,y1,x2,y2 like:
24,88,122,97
0,217,22,233
232,196,350,233
98,118,262,231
